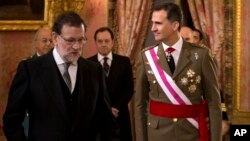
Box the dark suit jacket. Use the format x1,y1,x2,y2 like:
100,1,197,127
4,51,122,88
88,53,134,141
3,51,115,141
134,42,222,141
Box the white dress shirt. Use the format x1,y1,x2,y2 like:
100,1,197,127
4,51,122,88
162,37,183,66
53,48,77,93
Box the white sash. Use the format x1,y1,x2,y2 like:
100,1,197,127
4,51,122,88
145,47,198,128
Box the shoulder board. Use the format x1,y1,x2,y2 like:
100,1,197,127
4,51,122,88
23,55,33,60
142,44,159,52
192,42,209,48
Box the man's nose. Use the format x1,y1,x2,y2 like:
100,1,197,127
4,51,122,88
72,42,81,49
151,24,156,31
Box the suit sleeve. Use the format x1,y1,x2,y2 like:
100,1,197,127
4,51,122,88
134,52,149,141
201,49,222,141
3,61,29,141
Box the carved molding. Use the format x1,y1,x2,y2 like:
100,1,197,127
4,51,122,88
232,0,250,124
0,0,85,31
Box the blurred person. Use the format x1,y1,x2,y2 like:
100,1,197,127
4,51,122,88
22,26,53,138
32,26,53,57
134,3,222,141
192,28,204,45
3,11,116,141
88,27,134,141
179,26,193,43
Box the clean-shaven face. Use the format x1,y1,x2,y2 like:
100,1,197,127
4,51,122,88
35,28,53,55
151,9,176,43
95,31,114,56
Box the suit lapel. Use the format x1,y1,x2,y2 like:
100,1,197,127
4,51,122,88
173,42,192,78
37,52,70,125
107,54,117,81
156,43,172,76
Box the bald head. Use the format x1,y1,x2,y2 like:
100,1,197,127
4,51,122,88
33,26,53,56
180,26,193,43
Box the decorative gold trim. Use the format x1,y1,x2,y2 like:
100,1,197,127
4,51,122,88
232,0,250,124
0,0,51,31
234,0,241,111
0,0,85,31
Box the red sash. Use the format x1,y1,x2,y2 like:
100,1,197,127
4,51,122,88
150,100,210,141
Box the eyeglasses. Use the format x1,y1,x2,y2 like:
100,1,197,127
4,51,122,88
58,35,87,46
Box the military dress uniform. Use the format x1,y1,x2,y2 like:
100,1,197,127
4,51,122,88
134,41,222,141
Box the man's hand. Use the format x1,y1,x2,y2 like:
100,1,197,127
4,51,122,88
111,107,119,118
222,120,230,137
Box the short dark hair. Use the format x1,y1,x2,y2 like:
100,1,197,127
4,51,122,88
52,11,86,35
94,27,114,41
153,3,183,30
193,28,203,40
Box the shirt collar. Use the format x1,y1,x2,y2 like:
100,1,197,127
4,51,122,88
53,48,64,65
162,37,183,53
52,48,77,65
97,52,113,62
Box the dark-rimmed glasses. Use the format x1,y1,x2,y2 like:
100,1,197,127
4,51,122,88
58,35,87,46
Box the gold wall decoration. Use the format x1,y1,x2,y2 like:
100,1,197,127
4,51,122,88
0,0,51,30
0,0,85,31
232,0,250,124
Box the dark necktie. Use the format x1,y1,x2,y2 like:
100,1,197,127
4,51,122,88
103,57,110,76
63,62,72,91
165,47,175,74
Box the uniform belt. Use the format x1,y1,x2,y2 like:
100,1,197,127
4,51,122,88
150,100,209,141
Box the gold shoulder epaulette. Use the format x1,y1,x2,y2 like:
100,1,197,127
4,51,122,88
23,55,33,60
221,103,227,112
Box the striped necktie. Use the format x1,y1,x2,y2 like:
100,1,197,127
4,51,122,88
63,62,72,91
103,57,110,76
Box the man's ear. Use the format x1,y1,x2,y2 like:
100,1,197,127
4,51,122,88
51,32,58,45
172,21,180,31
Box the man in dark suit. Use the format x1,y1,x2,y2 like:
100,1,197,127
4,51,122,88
134,3,222,141
88,27,134,141
3,11,115,141
21,26,53,138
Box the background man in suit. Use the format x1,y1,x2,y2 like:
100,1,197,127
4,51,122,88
22,26,53,138
3,11,115,141
179,26,194,43
192,28,204,45
32,26,53,57
134,3,222,141
88,27,134,141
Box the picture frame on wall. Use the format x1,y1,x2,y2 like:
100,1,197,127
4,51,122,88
0,0,49,31
232,0,250,124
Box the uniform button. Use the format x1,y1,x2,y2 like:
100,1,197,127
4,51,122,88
153,80,157,84
147,122,151,126
173,118,178,122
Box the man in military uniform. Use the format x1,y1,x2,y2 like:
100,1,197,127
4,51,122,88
180,27,230,139
134,3,222,141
